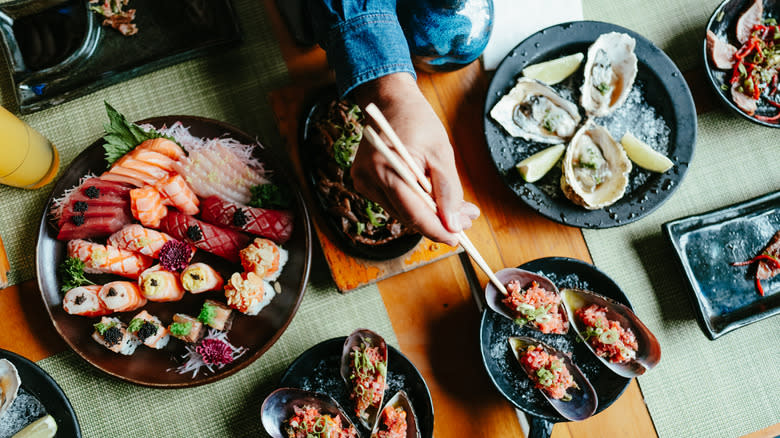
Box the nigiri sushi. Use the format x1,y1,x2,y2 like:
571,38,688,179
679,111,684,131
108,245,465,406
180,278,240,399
127,310,170,349
155,174,199,215
158,210,250,263
181,263,224,294
63,285,110,317
138,265,186,302
108,224,174,258
239,238,288,281
200,196,294,244
99,281,147,312
224,272,275,316
130,186,168,228
168,314,205,343
92,317,141,355
67,239,153,279
197,300,234,331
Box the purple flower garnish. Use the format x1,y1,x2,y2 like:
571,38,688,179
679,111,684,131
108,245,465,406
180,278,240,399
159,240,193,272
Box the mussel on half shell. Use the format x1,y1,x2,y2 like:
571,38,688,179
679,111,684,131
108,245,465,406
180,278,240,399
508,337,597,421
0,358,20,418
370,390,421,438
560,288,661,378
580,32,638,117
485,268,569,334
340,329,389,429
261,387,358,438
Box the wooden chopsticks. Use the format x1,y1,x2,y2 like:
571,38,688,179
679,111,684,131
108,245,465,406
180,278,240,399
363,104,508,295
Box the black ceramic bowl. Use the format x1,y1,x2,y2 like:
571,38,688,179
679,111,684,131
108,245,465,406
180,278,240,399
704,0,780,127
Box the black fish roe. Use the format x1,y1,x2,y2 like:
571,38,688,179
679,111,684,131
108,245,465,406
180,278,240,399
233,209,248,227
103,326,122,346
84,186,100,199
186,225,203,241
149,278,158,287
137,321,157,341
74,295,86,305
71,215,85,226
107,287,118,297
73,201,88,212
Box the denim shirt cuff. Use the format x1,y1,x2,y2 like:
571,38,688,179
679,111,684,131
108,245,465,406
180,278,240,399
324,12,416,97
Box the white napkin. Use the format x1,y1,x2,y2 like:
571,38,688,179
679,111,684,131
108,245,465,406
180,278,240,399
482,0,584,70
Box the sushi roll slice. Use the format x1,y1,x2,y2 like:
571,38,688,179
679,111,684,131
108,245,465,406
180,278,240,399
181,263,224,294
127,310,170,349
197,300,235,331
168,314,205,344
224,272,276,316
99,281,147,313
92,317,141,355
63,285,111,317
239,238,288,281
138,265,186,302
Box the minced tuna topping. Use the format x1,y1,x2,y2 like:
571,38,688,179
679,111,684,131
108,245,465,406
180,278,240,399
575,304,638,363
502,280,566,334
519,345,576,400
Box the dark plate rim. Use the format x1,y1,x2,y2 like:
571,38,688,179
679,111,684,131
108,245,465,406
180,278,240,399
278,336,435,438
34,115,313,388
0,348,82,437
661,191,780,339
479,256,632,422
483,20,696,229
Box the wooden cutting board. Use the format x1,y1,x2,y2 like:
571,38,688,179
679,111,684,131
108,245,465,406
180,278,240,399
269,85,461,292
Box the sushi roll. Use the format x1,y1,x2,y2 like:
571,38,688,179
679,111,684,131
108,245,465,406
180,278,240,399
197,300,234,331
63,285,110,317
99,281,147,313
239,238,288,281
181,263,224,294
168,314,205,343
138,265,186,302
127,310,170,349
224,272,275,316
92,317,141,355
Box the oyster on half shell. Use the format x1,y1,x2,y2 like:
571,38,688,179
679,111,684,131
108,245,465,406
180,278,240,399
490,78,581,144
561,121,632,210
0,358,21,418
581,32,638,117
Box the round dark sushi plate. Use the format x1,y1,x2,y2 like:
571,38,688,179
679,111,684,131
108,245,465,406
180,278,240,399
480,257,632,438
279,337,434,438
0,348,81,437
35,116,312,388
704,0,780,127
299,87,423,260
484,21,696,229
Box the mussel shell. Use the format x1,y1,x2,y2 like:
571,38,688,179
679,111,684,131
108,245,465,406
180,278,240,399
485,268,569,333
261,387,357,438
507,337,597,421
370,390,421,438
0,358,21,417
560,288,661,378
340,329,389,429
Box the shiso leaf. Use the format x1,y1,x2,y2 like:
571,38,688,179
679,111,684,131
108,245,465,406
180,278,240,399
102,102,181,165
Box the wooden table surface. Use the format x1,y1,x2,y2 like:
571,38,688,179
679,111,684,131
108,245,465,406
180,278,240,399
1,2,778,438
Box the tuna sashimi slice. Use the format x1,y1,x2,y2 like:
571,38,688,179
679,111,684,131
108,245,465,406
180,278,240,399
158,209,249,263
81,178,133,196
57,215,132,240
200,196,294,244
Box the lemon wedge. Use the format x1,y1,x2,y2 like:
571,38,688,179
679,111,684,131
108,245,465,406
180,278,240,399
620,132,674,172
516,144,566,183
522,53,584,85
13,415,57,438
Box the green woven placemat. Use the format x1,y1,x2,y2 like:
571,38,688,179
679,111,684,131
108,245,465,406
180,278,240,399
0,0,288,286
38,263,398,438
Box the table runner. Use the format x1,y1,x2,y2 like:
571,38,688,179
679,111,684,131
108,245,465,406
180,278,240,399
583,1,780,437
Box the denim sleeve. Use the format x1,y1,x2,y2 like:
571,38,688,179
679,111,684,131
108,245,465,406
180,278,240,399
307,0,416,97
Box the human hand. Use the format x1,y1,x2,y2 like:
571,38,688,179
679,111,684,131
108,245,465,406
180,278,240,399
351,73,480,246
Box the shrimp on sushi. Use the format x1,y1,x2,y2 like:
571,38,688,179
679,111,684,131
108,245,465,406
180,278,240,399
63,285,110,317
155,174,199,215
127,310,170,349
130,186,168,228
67,239,152,279
168,314,205,343
181,263,224,294
197,299,234,331
108,224,174,259
99,281,147,313
224,272,275,316
92,317,141,355
239,238,288,281
138,265,186,302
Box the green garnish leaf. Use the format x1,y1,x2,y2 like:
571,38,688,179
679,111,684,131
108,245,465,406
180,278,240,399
58,257,95,293
365,200,387,227
248,183,291,209
536,368,554,386
169,322,192,337
102,102,180,165
93,320,116,335
355,222,366,236
331,104,364,169
198,303,216,325
127,318,144,333
596,82,611,95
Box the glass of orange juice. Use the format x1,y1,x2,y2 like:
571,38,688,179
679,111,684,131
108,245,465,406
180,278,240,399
0,105,59,189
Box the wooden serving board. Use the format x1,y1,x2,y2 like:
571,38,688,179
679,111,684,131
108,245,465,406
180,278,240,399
269,85,461,292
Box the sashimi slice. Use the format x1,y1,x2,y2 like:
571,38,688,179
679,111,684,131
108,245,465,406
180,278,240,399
128,149,176,172
113,156,170,181
137,138,185,161
106,165,159,186
58,216,132,240
100,172,144,187
158,209,249,263
130,186,168,228
64,192,127,208
200,196,293,244
80,178,133,196
155,174,199,215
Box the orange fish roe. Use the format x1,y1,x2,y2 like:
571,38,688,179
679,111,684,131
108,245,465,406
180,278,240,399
285,405,357,438
519,345,576,400
374,405,408,438
576,304,638,363
348,342,386,421
502,281,566,334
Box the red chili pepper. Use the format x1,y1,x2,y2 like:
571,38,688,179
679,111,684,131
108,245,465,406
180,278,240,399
767,100,780,109
753,75,761,100
732,255,779,296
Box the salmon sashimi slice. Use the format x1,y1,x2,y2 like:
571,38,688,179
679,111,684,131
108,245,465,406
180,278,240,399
137,138,186,161
63,285,111,317
67,239,153,278
159,209,250,263
128,149,177,172
130,186,169,228
108,224,174,258
138,265,186,302
100,172,145,187
99,282,147,312
113,156,170,181
106,165,159,186
155,174,199,215
200,196,293,244
57,213,132,241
